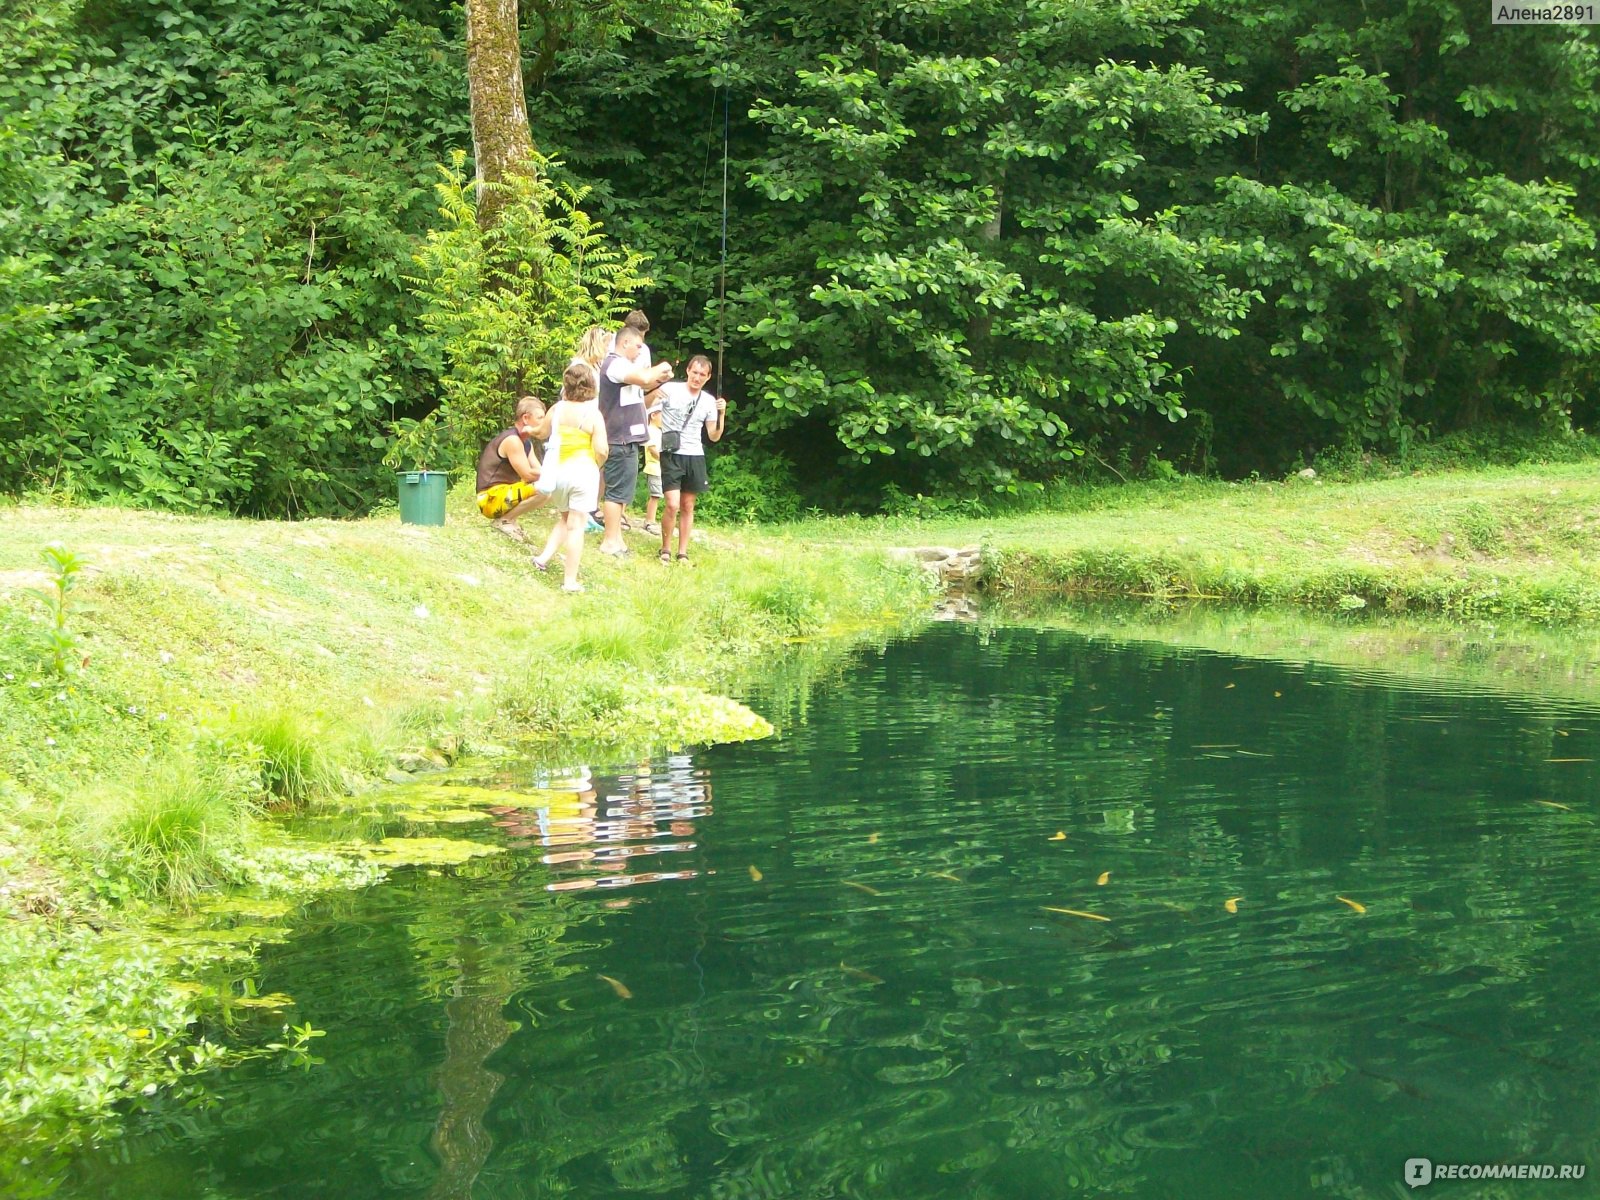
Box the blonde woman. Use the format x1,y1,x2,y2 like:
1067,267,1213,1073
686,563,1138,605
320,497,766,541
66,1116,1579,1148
570,326,609,387
569,325,612,531
532,363,610,593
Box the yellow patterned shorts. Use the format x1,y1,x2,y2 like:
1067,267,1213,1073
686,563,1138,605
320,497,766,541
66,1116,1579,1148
476,481,539,519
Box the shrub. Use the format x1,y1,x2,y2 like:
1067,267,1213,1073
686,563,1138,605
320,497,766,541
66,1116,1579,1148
695,447,805,524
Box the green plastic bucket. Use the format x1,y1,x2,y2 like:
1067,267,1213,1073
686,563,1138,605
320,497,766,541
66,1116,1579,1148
396,471,448,526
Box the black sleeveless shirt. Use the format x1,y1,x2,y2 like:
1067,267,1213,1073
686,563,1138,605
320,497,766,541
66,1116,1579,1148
476,428,532,491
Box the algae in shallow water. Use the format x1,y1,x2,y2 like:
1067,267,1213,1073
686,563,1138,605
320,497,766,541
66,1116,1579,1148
355,837,504,866
196,897,295,920
394,808,490,825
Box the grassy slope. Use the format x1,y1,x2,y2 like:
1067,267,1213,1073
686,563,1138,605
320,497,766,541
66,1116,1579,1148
0,490,931,1145
756,463,1600,621
0,492,932,860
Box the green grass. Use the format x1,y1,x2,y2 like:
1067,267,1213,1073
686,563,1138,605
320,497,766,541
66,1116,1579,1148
94,753,261,902
233,707,341,809
0,489,933,903
747,461,1600,623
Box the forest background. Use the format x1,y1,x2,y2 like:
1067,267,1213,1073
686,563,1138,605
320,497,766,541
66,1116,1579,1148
2,0,1597,520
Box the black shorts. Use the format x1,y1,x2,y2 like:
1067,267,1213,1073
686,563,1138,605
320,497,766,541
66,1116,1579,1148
602,445,640,504
661,451,709,494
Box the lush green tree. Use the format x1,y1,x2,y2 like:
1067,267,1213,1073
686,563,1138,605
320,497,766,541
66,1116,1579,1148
532,0,1600,498
3,0,1596,515
0,0,469,515
394,150,652,470
1171,0,1600,470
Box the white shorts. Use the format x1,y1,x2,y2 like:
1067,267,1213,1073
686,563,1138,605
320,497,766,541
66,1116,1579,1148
549,462,600,515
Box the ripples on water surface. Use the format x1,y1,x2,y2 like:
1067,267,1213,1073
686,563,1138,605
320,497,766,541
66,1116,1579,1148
64,623,1600,1199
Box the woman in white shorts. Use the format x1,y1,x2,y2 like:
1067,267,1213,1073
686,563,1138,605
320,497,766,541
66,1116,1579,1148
532,363,609,593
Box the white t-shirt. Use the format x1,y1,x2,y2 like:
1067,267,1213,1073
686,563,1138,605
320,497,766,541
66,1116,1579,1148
658,382,718,456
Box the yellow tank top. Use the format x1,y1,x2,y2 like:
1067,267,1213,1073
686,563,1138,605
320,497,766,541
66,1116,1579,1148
557,414,596,464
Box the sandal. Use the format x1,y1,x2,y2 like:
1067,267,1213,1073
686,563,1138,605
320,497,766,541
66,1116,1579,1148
676,553,692,567
642,521,660,536
659,548,672,565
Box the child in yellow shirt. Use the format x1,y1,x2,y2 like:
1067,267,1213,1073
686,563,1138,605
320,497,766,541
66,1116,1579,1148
641,401,664,534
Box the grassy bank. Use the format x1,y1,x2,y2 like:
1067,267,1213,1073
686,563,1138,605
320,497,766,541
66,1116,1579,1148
988,596,1600,713
757,461,1600,623
0,490,933,1148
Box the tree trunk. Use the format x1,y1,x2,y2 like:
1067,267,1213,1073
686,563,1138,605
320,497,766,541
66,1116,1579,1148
465,0,536,227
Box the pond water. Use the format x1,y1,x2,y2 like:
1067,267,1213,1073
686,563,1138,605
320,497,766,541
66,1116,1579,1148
62,621,1600,1199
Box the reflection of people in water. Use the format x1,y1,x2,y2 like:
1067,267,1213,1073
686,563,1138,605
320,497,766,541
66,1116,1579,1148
489,756,713,892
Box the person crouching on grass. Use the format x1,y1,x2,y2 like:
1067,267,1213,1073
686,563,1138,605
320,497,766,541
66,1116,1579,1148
532,363,609,593
656,355,726,566
475,395,551,543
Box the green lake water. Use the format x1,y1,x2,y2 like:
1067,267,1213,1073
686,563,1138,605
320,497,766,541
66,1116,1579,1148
60,620,1600,1198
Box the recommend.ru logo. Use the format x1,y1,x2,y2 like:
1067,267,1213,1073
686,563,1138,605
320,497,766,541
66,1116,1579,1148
1405,1157,1587,1187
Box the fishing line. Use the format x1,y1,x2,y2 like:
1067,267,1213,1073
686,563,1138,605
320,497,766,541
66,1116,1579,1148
673,81,724,339
716,81,729,401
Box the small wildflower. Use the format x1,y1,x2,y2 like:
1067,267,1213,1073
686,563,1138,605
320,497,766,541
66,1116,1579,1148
155,713,168,722
127,705,140,715
3,673,13,682
44,737,55,746
158,651,174,665
28,681,41,689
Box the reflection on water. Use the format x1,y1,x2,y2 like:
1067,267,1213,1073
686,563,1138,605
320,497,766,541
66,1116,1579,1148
487,758,711,893
54,622,1600,1200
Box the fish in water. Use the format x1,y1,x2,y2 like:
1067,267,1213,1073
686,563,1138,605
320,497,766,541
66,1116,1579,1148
867,832,880,844
1096,871,1111,886
843,880,883,896
749,865,764,882
1048,831,1067,841
929,871,963,883
1041,906,1111,922
1336,896,1367,914
1534,799,1574,811
598,974,633,1000
840,961,884,985
1224,897,1241,914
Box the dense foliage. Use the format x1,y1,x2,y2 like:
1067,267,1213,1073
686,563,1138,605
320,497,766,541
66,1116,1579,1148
1,0,466,515
2,0,1596,513
395,150,651,471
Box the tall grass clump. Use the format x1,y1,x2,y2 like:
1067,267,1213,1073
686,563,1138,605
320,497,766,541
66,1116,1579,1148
93,754,260,903
233,707,340,809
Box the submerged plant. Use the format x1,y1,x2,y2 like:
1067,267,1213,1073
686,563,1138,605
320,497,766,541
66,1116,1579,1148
28,543,83,678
